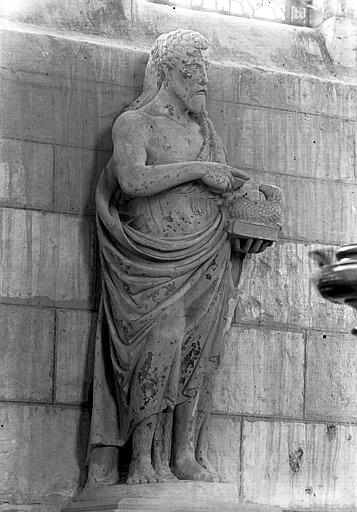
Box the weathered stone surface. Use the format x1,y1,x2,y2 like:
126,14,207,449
55,310,96,404
84,482,239,502
237,67,357,121
0,404,88,502
0,70,54,143
263,173,357,245
298,74,357,121
52,78,136,150
0,208,97,308
54,146,110,214
0,502,67,512
234,241,354,332
0,25,147,89
0,69,136,150
305,330,357,422
0,139,53,208
234,241,310,328
243,420,357,507
209,100,356,183
212,326,304,418
72,481,240,510
0,304,54,401
136,0,335,77
2,1,339,78
2,25,356,122
206,415,241,483
320,17,357,83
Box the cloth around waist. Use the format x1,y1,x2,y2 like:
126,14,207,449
122,183,221,237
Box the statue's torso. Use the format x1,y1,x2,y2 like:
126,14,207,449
141,111,204,164
121,111,220,237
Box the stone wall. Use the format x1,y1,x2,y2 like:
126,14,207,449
0,14,357,511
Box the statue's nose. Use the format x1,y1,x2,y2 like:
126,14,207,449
201,75,208,87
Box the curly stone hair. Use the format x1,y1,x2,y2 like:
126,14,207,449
127,29,209,111
151,29,209,87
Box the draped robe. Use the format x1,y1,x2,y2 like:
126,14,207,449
88,116,238,453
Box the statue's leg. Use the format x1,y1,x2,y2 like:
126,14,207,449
127,414,161,484
127,299,185,484
195,359,220,478
171,395,218,481
152,408,178,481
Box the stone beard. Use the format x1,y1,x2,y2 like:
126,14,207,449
87,29,251,486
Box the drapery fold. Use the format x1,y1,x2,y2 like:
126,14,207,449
89,133,235,453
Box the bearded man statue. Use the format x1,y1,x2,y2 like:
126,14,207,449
87,29,253,486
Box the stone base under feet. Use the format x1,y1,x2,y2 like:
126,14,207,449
61,482,281,512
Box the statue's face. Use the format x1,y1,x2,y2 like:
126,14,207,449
167,48,210,114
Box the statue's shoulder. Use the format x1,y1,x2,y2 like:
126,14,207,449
113,109,155,137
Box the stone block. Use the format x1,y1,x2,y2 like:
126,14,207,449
234,241,310,328
0,404,88,502
237,67,357,121
0,304,54,401
260,173,357,245
0,69,136,150
305,330,357,422
298,75,357,121
52,77,137,150
0,503,66,512
236,68,299,114
206,415,241,483
212,326,304,418
0,139,53,209
207,64,240,105
242,420,357,508
70,481,240,511
208,100,356,183
0,25,147,89
234,240,354,332
0,70,55,143
54,146,110,214
55,310,96,404
0,208,97,308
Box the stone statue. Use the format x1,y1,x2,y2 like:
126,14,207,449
87,29,283,487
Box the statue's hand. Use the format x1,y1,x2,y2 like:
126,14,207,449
201,164,239,192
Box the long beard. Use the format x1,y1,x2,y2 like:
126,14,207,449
171,81,206,115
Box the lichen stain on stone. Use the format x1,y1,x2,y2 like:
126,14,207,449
138,351,169,407
326,424,337,441
305,486,316,496
138,352,153,384
181,336,202,382
289,446,303,473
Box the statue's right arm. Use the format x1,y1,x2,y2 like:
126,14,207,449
112,113,240,197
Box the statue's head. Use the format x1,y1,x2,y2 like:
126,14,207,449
150,29,210,114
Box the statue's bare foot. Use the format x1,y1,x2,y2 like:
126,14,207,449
154,465,179,482
172,456,219,482
127,459,164,484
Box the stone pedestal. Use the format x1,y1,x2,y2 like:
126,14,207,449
61,482,281,511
